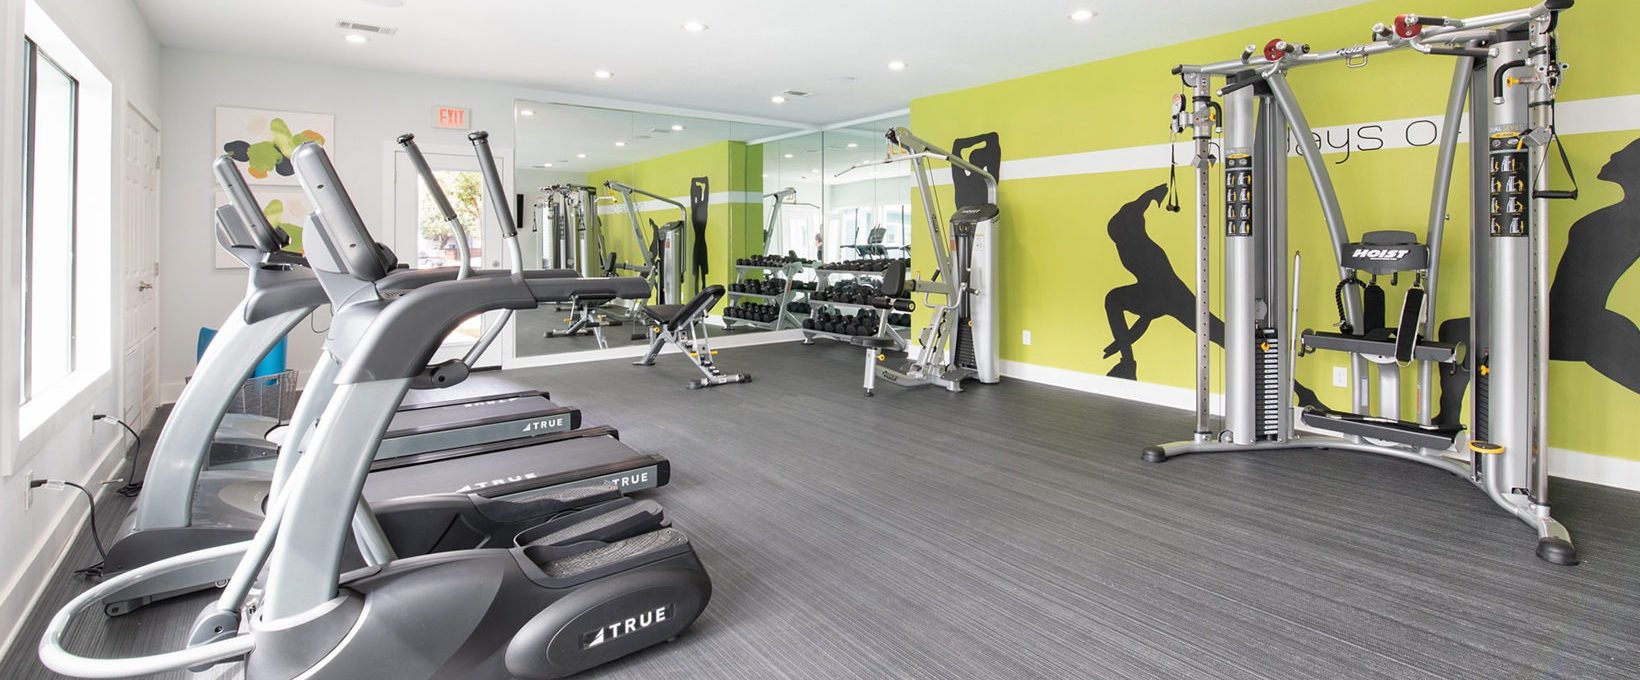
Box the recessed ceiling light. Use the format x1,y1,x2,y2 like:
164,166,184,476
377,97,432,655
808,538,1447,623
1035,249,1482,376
1070,9,1096,21
810,168,820,173
784,153,794,158
887,60,906,71
576,153,587,158
540,163,554,168
682,21,708,32
361,0,406,7
671,124,684,131
770,95,787,104
594,70,614,79
344,34,368,44
846,142,859,148
615,141,626,147
762,174,769,178
520,109,534,117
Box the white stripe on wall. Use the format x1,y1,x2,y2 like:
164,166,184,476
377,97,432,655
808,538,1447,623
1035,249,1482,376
595,191,761,215
931,93,1640,185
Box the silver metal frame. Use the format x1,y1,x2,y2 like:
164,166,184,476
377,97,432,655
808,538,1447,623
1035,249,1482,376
836,127,1000,392
605,180,689,305
1146,2,1575,564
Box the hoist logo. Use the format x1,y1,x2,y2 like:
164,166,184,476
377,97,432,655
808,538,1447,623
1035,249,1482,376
1351,247,1410,261
581,605,673,649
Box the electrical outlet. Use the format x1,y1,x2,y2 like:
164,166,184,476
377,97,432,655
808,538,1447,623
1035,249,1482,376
1021,330,1032,346
24,470,35,511
1333,366,1349,388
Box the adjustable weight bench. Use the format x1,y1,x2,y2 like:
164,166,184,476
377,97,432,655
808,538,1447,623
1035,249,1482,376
633,285,751,389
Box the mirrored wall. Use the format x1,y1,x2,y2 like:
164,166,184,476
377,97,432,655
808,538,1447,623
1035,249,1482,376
510,100,911,361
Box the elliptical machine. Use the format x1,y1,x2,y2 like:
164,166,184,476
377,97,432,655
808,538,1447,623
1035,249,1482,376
40,135,712,679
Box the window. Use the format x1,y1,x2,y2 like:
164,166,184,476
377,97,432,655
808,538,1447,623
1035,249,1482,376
20,37,80,404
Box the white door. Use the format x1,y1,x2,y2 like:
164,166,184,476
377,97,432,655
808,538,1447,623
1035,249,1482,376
392,149,507,366
122,106,161,428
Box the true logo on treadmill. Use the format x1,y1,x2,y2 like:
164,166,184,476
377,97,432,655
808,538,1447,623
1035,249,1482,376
521,416,567,433
456,472,538,493
581,605,673,649
610,471,651,488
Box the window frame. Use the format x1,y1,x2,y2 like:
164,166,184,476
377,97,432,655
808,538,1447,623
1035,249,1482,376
19,36,81,404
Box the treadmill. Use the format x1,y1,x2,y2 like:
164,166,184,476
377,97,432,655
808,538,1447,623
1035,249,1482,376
98,140,661,615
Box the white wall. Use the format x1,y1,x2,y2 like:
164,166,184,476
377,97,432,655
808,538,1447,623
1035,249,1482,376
0,0,160,659
158,49,782,396
158,48,543,396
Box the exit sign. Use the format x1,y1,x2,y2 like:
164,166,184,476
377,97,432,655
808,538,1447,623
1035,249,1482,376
434,106,470,130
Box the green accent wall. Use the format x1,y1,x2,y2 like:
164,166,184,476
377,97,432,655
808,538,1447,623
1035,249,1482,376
908,0,1640,463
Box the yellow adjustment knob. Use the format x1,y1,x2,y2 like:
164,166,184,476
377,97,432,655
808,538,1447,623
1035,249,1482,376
1469,440,1506,456
877,353,886,361
1479,364,1491,376
1506,76,1521,87
1259,342,1270,352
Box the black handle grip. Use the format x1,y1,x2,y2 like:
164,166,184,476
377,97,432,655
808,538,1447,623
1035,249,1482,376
467,131,519,239
397,134,458,221
1170,65,1183,75
1535,189,1578,200
1429,46,1493,58
1492,59,1527,101
1545,0,1573,10
870,296,915,312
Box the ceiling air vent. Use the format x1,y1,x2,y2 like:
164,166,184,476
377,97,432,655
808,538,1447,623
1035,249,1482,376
779,89,814,98
336,20,398,36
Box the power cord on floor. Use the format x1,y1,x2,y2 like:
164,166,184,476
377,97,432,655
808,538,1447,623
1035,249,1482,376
93,414,143,496
31,479,110,578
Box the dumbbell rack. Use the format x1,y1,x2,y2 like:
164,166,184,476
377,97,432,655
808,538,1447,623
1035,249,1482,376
801,268,912,346
724,262,809,331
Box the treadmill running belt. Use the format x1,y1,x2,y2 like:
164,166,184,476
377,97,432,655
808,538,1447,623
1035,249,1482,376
363,434,669,501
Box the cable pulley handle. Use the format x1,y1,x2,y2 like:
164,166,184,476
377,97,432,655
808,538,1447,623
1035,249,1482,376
468,131,519,240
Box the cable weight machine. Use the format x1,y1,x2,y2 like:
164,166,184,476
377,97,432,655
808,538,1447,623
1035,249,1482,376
1144,1,1578,564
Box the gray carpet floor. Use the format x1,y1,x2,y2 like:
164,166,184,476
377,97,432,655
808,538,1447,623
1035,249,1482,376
5,340,1638,679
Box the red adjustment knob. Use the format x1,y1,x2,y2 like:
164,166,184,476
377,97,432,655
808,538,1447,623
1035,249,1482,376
1263,39,1287,61
1393,14,1422,38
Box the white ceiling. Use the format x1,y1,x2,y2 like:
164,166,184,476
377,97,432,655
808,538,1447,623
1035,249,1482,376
513,102,798,172
135,0,1365,126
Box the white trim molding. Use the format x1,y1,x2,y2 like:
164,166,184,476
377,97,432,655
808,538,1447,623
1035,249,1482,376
999,359,1640,492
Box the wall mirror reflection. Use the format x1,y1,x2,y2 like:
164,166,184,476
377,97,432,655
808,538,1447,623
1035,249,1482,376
510,102,801,358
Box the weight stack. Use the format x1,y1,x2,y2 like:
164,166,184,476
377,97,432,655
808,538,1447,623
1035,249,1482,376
1254,328,1282,440
954,323,977,371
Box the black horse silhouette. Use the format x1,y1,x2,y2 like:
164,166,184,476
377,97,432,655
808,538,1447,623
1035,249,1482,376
1103,183,1327,411
1549,138,1640,394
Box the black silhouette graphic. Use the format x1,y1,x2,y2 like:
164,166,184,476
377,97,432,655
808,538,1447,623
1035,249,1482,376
1549,138,1640,395
690,176,710,283
1103,184,1225,378
950,132,1001,207
1101,183,1325,411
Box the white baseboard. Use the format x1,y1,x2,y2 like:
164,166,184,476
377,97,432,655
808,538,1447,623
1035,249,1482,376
999,359,1640,493
0,431,126,662
1548,448,1640,491
505,329,804,370
1000,360,1226,415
